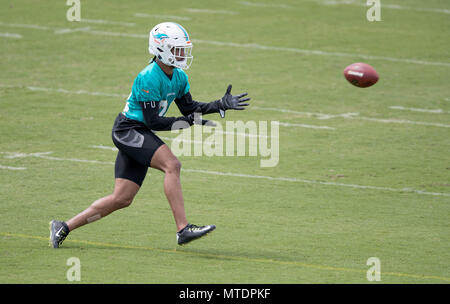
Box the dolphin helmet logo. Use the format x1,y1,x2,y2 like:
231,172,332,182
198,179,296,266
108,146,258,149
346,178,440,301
154,33,169,40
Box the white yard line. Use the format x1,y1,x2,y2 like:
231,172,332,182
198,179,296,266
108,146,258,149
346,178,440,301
1,152,114,165
1,22,449,67
192,39,450,68
0,22,51,30
0,32,22,39
318,0,450,15
351,116,450,128
54,27,91,35
89,145,118,151
86,29,147,39
2,84,448,128
0,84,128,98
2,150,448,197
389,106,447,114
184,8,239,15
181,168,450,197
26,85,128,98
252,105,450,128
252,106,359,120
80,18,135,27
134,13,192,21
278,122,336,130
238,1,292,9
0,164,26,170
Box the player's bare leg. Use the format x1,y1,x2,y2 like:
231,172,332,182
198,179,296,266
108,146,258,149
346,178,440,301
150,144,188,232
66,178,140,231
150,144,216,245
50,178,140,248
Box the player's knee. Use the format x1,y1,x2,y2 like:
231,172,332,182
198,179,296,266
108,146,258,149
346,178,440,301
113,195,134,209
165,158,181,174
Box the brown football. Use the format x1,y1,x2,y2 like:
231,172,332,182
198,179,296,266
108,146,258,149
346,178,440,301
344,63,379,88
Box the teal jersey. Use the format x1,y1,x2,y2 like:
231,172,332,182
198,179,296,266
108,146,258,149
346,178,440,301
122,61,190,125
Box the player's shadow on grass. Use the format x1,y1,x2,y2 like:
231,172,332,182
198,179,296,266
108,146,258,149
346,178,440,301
59,239,301,266
175,247,303,266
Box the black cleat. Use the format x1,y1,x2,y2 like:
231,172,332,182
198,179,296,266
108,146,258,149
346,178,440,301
49,220,69,248
177,223,216,246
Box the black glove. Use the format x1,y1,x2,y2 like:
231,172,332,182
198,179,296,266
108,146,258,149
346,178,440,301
218,84,250,118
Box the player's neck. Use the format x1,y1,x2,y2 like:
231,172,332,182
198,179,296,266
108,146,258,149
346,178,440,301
155,58,174,77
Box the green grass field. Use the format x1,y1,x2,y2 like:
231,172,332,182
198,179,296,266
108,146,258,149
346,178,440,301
0,0,449,284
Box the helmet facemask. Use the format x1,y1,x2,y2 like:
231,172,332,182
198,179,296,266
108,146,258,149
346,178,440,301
169,44,193,69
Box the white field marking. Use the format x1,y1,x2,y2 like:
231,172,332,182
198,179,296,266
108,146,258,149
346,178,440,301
1,84,333,130
0,151,114,165
389,106,447,114
85,29,147,39
182,168,450,197
0,84,128,98
3,84,449,129
0,22,147,39
0,32,22,39
3,150,449,197
26,85,128,98
2,152,54,159
90,145,118,151
351,116,450,128
319,0,450,15
184,8,239,15
0,22,51,30
252,105,450,128
252,106,360,120
0,22,449,67
238,1,292,9
0,165,26,170
278,122,336,130
80,18,135,27
134,13,192,21
192,39,450,68
54,27,91,35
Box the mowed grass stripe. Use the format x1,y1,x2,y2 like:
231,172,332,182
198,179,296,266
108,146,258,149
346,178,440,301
1,232,449,282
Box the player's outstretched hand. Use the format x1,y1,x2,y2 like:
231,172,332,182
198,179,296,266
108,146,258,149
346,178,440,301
219,84,250,113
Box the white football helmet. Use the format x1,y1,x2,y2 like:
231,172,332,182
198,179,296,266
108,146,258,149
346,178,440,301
148,22,193,70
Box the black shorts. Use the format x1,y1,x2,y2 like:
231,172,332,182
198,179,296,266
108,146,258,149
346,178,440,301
112,113,165,186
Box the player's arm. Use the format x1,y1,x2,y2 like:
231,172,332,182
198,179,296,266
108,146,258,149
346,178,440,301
140,101,212,131
175,85,250,118
175,92,222,116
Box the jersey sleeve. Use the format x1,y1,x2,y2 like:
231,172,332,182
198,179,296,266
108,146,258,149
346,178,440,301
132,73,161,102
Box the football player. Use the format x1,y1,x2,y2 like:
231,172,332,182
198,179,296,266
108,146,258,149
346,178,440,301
50,22,250,247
